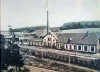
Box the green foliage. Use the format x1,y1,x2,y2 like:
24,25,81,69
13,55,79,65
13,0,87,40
0,34,7,70
3,43,24,72
60,21,100,30
6,44,24,67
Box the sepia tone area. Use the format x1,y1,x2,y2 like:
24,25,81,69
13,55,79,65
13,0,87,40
25,65,58,72
1,0,100,72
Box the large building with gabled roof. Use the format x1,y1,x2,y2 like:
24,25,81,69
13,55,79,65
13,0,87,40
56,32,100,53
29,32,100,54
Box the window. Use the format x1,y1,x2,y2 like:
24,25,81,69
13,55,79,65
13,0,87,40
35,42,37,45
38,42,39,46
78,45,81,50
48,38,51,41
84,46,87,51
35,42,36,45
41,43,42,45
32,42,33,45
58,44,61,48
60,44,62,46
69,45,71,49
91,46,94,52
44,42,46,46
57,44,59,48
48,43,51,46
66,45,68,49
74,45,76,50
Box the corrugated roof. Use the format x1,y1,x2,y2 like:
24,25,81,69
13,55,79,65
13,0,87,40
50,32,58,39
31,29,47,37
57,33,99,45
28,38,43,41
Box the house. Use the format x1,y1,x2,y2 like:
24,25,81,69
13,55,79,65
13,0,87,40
29,38,43,46
31,29,48,38
43,32,58,47
29,31,100,54
56,32,100,53
29,32,58,47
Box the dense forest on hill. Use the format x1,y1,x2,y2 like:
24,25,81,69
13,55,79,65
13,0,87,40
9,21,100,32
60,21,100,30
12,26,47,32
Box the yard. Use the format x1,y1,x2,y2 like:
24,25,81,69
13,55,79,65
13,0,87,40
25,65,58,72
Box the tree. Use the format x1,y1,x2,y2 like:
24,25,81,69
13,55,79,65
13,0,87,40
0,34,7,70
7,43,24,71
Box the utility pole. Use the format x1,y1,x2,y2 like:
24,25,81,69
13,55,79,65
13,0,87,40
69,55,70,64
75,45,77,59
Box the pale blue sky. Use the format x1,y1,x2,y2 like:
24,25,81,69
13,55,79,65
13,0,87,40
1,0,100,30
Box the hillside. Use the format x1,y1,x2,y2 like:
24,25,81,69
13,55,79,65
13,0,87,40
12,26,60,32
60,21,100,30
61,28,100,33
4,21,100,32
12,26,47,32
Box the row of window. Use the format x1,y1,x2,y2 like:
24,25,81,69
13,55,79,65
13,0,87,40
77,45,95,52
29,42,53,46
29,42,43,46
44,38,55,41
29,42,95,52
57,43,95,52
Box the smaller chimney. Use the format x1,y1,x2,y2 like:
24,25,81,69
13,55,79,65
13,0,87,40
68,38,72,43
86,31,89,36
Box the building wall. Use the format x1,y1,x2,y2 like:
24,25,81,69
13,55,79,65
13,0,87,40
96,39,100,53
27,33,98,54
56,43,63,49
56,43,96,53
43,34,56,47
77,44,96,53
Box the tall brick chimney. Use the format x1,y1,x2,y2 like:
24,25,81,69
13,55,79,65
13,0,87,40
47,10,49,34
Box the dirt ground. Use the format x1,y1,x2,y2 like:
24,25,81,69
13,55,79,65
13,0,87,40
25,65,59,72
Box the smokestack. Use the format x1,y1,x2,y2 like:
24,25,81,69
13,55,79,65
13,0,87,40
47,10,49,34
45,0,49,34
